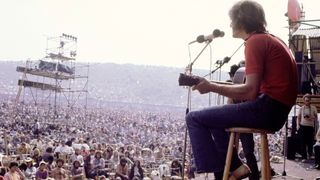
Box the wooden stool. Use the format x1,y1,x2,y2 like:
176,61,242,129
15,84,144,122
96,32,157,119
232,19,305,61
222,127,274,180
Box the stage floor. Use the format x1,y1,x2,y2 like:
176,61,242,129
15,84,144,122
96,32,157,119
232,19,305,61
194,158,320,180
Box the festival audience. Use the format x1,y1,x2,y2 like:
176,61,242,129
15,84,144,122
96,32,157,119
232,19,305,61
2,101,318,180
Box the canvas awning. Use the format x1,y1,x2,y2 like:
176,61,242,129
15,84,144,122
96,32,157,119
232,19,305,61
292,27,320,37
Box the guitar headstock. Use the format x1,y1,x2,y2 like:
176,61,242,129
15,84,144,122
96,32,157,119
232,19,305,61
178,73,201,87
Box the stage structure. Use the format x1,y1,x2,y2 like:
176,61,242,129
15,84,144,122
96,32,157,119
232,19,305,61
15,34,89,118
287,2,320,110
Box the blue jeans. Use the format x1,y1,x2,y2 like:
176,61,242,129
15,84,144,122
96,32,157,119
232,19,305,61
186,94,291,173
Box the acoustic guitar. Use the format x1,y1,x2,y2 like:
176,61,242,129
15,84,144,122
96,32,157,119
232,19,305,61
178,67,246,103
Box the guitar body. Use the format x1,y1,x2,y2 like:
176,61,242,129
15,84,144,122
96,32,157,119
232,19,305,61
232,67,245,84
231,67,246,103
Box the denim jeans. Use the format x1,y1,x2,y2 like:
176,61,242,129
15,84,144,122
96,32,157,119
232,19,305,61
186,94,291,173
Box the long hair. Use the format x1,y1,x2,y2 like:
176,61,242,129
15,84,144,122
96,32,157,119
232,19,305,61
229,0,267,33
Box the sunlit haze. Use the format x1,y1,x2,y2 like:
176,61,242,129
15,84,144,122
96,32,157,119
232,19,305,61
0,0,319,70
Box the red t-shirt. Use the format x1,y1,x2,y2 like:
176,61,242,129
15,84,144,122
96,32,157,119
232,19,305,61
245,33,298,106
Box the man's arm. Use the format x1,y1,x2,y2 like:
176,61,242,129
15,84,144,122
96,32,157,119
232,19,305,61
193,73,261,101
313,106,318,121
297,108,302,130
16,168,26,180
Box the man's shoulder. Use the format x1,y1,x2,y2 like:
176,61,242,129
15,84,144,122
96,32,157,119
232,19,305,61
245,33,270,50
247,33,268,42
247,33,282,46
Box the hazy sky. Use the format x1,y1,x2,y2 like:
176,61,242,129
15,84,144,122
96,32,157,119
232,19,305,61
0,0,319,70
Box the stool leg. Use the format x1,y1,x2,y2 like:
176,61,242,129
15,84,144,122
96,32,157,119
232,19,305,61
260,133,271,180
234,133,240,151
223,132,236,180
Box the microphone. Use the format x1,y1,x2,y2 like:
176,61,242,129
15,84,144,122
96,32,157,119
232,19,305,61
215,57,231,65
189,29,224,44
223,56,231,63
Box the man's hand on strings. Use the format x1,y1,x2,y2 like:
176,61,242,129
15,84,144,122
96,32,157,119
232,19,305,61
192,77,218,94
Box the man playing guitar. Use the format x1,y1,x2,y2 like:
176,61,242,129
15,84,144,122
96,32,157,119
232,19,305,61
183,1,298,179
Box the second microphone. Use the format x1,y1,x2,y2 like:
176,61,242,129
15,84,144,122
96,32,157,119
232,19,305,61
189,29,225,44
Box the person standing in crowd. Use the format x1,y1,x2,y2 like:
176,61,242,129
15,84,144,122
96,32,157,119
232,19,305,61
71,160,85,180
170,159,182,177
16,143,30,155
93,151,106,177
42,147,54,162
84,163,96,179
54,140,74,156
31,149,42,168
226,63,259,180
185,0,298,179
314,128,320,170
46,156,55,173
35,161,49,180
105,146,114,160
32,119,40,138
70,148,84,166
84,148,96,166
129,160,144,180
51,159,68,179
116,158,129,180
297,93,318,161
24,158,37,179
4,162,25,180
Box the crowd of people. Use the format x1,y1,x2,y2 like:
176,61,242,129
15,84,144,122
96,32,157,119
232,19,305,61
0,96,319,180
0,101,187,180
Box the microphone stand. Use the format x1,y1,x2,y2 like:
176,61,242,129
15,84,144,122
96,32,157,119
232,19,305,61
182,40,212,180
273,105,303,180
203,57,230,78
187,40,213,70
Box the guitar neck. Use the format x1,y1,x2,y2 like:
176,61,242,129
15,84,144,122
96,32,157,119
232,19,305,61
210,80,234,85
